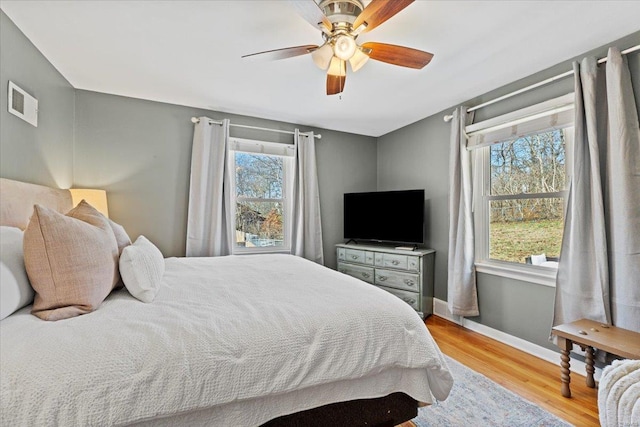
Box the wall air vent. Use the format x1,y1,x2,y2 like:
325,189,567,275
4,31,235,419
8,81,38,127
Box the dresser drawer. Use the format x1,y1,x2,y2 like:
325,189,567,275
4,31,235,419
375,253,409,270
407,256,420,272
378,285,420,311
374,268,420,292
337,262,375,284
344,249,374,265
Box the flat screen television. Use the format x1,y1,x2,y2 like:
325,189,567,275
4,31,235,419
344,189,424,244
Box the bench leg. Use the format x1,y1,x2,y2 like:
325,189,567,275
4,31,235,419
585,346,596,388
558,337,572,398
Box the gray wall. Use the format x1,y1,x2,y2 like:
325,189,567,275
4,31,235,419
0,10,74,188
377,31,640,350
73,90,377,264
377,113,450,295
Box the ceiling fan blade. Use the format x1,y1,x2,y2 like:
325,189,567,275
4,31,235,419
361,42,433,69
287,0,332,33
326,58,347,95
242,45,318,61
353,0,414,33
326,73,346,95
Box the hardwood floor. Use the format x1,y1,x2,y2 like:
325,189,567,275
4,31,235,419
399,315,599,426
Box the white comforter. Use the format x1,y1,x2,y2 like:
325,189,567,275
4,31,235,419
0,254,453,426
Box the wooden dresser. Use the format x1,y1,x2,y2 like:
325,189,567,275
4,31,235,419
336,243,435,318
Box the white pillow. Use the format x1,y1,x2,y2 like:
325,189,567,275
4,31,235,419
1,226,34,320
119,236,164,303
530,253,547,266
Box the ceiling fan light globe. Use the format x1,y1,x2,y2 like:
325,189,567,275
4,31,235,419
327,56,346,77
349,48,369,72
333,35,357,60
311,43,334,70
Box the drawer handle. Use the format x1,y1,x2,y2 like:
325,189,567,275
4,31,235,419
403,297,416,305
403,279,415,287
351,255,359,260
391,260,400,265
361,272,370,278
378,276,387,281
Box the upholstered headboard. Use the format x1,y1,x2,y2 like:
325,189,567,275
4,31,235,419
0,178,72,229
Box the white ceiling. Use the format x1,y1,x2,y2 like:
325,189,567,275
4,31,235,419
2,1,639,137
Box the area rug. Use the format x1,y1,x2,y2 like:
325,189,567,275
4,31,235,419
412,356,573,427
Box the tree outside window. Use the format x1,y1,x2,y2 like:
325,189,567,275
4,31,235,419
234,152,286,248
487,129,568,263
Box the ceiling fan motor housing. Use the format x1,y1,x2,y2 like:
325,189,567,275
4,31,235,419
318,0,364,26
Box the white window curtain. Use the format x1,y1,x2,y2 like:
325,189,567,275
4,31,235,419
553,48,640,333
185,118,234,257
447,106,479,317
292,130,324,265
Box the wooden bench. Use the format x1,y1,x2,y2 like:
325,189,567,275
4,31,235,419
551,318,640,398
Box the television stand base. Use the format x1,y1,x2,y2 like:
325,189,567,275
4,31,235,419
345,239,358,245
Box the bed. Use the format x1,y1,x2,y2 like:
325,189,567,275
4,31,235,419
0,178,453,426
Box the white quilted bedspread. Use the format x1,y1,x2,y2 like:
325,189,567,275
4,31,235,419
0,254,452,426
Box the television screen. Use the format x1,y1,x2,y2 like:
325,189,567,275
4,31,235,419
344,190,424,244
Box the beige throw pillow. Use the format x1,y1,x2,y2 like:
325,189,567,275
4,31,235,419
109,218,132,255
73,200,131,254
24,203,120,321
73,199,131,289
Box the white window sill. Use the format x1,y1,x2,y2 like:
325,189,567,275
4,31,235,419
475,260,557,287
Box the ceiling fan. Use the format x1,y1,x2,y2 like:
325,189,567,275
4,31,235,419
242,0,433,95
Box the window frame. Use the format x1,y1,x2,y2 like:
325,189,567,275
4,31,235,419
471,95,574,287
228,138,295,255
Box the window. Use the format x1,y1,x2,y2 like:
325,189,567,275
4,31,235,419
228,138,294,253
470,94,574,285
487,130,568,262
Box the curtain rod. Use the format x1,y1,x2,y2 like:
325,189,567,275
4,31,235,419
190,117,322,139
443,44,640,122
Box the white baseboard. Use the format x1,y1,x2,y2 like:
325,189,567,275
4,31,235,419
433,298,462,323
432,298,601,380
